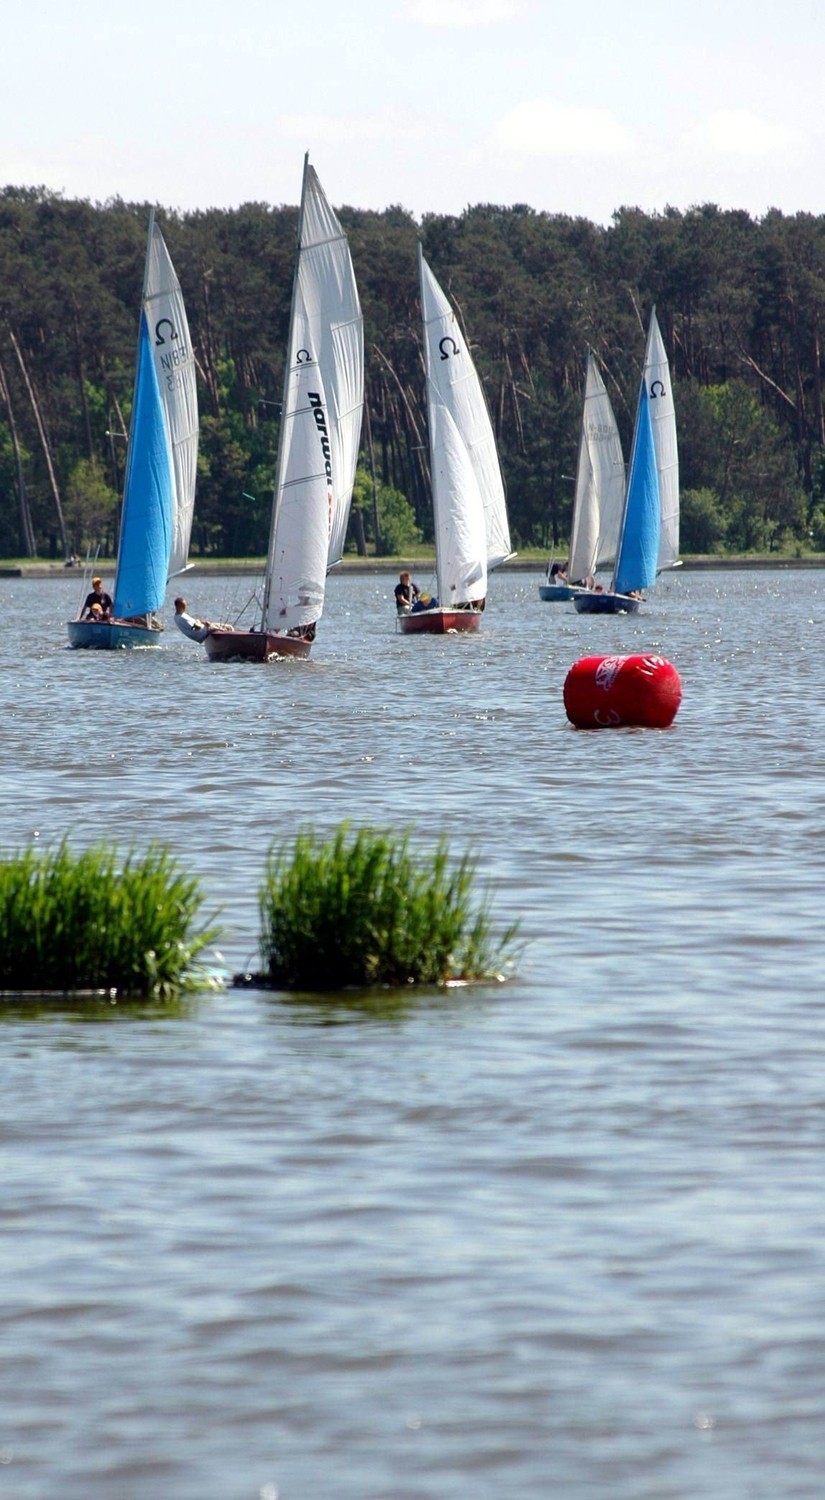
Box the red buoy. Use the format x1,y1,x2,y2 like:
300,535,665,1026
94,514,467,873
563,654,682,729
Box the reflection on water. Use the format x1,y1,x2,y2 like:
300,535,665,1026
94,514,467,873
2,569,825,1499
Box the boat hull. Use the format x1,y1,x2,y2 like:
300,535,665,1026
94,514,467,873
67,620,163,649
538,583,586,602
203,628,312,662
573,591,641,615
399,608,481,635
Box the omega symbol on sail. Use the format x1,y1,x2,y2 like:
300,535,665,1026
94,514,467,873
155,318,178,346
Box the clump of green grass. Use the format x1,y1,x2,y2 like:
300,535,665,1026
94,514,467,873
0,841,220,998
257,824,519,991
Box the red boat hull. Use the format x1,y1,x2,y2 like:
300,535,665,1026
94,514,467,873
203,628,312,662
398,608,481,635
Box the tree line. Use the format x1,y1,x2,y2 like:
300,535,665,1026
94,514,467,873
1,184,824,561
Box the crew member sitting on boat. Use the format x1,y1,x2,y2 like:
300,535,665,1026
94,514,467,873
395,571,420,613
173,596,215,642
80,576,113,620
548,561,568,583
287,622,316,641
411,592,439,612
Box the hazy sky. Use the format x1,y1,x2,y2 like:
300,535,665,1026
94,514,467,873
3,0,822,224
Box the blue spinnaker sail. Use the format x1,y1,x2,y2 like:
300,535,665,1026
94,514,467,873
113,312,174,619
615,382,660,596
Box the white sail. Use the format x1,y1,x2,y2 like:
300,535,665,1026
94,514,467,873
430,399,488,607
644,308,680,572
263,160,360,634
298,166,364,569
567,353,626,583
143,214,198,580
418,246,511,569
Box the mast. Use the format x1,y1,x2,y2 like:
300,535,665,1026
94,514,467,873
261,154,309,628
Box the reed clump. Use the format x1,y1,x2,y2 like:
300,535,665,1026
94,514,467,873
258,824,519,991
0,841,219,997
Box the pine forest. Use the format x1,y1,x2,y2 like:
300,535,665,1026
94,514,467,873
2,184,825,561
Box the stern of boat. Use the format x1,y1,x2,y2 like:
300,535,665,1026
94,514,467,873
203,628,312,662
573,592,641,615
67,620,164,649
399,608,482,634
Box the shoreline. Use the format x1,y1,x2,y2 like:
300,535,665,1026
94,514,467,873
2,555,824,580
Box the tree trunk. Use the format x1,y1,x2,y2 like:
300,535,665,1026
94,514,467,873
0,352,37,555
9,329,70,556
72,297,94,459
364,399,381,554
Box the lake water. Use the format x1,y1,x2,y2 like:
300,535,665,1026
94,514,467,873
2,567,824,1499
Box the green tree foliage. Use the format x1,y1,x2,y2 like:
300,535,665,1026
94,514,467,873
350,466,421,555
680,488,728,554
63,456,117,555
1,187,824,558
695,382,806,551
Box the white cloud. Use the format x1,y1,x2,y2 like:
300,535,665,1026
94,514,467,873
490,99,633,158
403,0,525,25
685,110,799,158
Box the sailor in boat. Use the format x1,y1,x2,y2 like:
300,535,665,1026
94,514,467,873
394,570,420,613
80,576,113,621
173,596,215,642
286,622,316,641
548,560,568,584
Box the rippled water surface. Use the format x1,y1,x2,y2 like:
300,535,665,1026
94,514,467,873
2,567,824,1498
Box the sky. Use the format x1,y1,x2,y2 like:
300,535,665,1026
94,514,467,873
2,0,824,226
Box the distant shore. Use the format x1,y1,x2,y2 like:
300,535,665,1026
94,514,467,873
2,554,824,580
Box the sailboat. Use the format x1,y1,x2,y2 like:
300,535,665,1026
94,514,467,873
575,309,678,614
398,246,512,636
539,351,625,601
203,158,363,662
67,212,198,648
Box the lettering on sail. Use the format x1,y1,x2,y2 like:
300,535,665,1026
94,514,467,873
155,317,191,392
308,392,333,485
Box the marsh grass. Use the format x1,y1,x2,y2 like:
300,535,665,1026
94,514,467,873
0,841,220,997
258,824,520,991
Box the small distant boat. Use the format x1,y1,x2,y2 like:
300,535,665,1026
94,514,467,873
575,309,677,615
204,157,363,662
398,247,511,636
539,351,625,602
67,212,198,649
538,569,578,603
574,377,659,614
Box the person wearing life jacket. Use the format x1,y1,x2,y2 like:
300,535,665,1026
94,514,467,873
80,576,113,620
394,570,420,613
